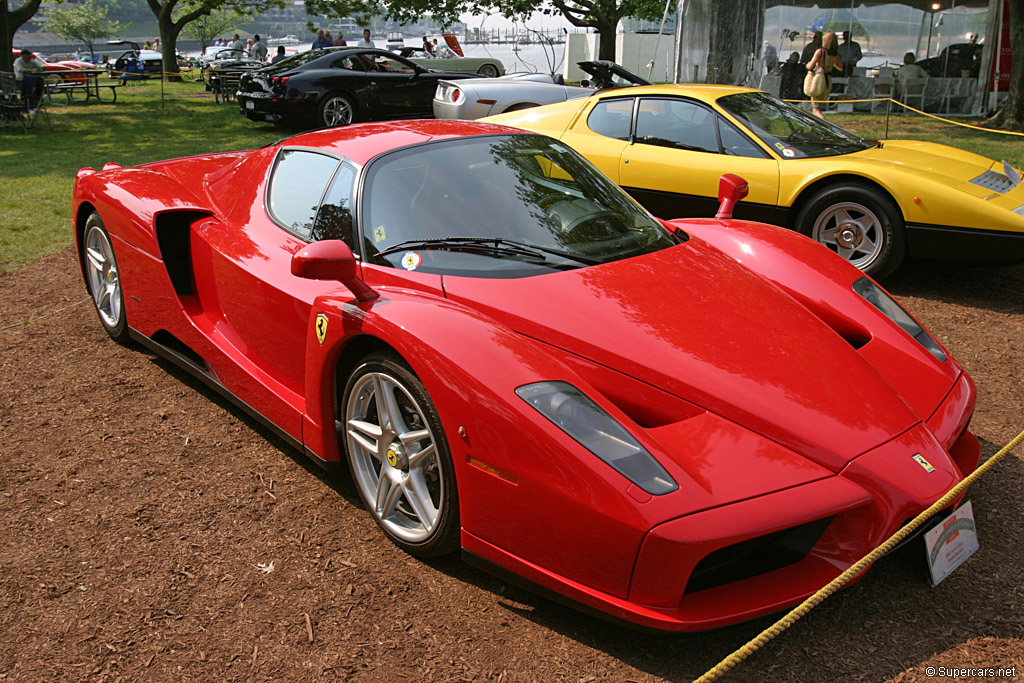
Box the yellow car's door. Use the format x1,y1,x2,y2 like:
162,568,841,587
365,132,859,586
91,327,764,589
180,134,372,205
574,95,782,222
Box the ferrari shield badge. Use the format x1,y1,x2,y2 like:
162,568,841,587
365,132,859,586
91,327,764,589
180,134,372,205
401,252,422,271
912,453,935,473
315,313,328,345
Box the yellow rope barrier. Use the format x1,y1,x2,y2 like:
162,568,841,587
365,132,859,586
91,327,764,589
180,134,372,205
782,95,1024,137
694,428,1024,683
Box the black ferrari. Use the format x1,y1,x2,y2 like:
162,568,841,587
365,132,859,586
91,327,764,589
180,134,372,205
236,47,478,128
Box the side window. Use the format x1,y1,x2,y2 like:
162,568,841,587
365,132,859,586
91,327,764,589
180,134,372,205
587,99,633,141
312,164,357,246
635,98,718,153
718,117,769,158
335,56,365,70
267,150,339,239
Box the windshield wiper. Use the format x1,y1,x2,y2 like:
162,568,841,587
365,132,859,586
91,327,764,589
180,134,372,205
377,237,600,266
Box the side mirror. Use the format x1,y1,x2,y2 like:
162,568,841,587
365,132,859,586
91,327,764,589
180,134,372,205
291,240,378,302
715,173,749,219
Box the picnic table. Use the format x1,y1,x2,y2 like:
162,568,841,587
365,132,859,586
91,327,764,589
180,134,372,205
46,69,121,105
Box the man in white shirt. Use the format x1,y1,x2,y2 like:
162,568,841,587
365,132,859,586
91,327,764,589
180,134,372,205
229,34,246,58
897,52,929,102
357,29,374,48
13,49,47,110
251,34,268,62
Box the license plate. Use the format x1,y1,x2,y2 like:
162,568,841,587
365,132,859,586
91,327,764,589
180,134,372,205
245,100,254,110
924,500,979,585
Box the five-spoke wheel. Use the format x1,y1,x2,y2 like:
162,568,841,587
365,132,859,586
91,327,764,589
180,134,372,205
83,212,129,342
343,351,458,557
319,92,355,128
795,182,905,279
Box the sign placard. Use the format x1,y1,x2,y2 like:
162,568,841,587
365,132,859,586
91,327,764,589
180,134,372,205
925,501,979,586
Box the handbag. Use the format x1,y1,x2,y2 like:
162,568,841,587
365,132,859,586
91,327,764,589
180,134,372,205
803,69,828,99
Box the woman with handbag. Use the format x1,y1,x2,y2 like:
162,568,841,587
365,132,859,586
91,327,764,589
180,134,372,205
804,30,843,119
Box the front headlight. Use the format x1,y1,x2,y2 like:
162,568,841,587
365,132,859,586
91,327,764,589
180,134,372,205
853,277,946,361
516,381,678,495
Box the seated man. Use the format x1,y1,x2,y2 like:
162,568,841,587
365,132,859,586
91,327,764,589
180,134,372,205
898,52,928,85
13,49,46,111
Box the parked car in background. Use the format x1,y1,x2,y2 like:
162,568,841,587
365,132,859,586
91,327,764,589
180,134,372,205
106,40,164,77
72,119,981,632
917,42,983,78
433,60,650,120
486,84,1024,278
396,46,504,77
237,47,478,128
201,48,267,101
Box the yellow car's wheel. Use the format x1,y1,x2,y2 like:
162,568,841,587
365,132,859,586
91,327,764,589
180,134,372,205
795,182,905,279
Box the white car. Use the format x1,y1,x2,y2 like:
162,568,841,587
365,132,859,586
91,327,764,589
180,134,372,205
433,60,650,120
396,46,504,78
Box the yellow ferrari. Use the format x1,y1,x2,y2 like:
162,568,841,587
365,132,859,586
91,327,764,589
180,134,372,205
484,84,1024,278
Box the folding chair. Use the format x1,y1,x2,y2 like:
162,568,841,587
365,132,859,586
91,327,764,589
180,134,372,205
23,82,53,131
0,71,28,132
898,77,926,113
870,77,895,113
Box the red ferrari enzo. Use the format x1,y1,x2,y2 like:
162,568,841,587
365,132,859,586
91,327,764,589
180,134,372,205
72,120,979,632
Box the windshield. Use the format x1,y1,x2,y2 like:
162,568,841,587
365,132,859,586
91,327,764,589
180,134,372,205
361,134,676,278
717,91,871,159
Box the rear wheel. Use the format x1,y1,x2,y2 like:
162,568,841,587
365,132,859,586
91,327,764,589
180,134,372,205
477,64,500,78
794,182,905,279
83,212,129,343
319,92,356,127
342,351,458,557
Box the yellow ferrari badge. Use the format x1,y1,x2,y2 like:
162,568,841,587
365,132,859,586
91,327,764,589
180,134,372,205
386,448,398,468
315,313,328,345
913,454,935,473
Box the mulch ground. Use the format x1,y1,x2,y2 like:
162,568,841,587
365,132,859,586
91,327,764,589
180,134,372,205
1,247,1022,682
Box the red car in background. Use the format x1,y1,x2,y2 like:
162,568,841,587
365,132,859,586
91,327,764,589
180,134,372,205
71,120,980,632
11,50,93,83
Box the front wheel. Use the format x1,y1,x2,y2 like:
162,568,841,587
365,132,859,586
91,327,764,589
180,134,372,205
794,182,905,279
83,212,129,343
319,92,356,128
477,64,500,78
342,351,459,557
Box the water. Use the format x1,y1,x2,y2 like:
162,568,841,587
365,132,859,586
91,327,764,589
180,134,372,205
457,42,568,75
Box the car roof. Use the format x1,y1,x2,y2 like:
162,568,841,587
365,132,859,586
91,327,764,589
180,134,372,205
593,83,758,100
278,119,530,166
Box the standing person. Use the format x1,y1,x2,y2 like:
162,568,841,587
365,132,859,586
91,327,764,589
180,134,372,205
312,29,332,50
805,30,843,119
357,29,374,48
271,45,287,64
801,31,822,65
333,33,347,47
251,34,268,62
838,31,862,77
229,34,246,58
13,49,46,112
325,31,334,46
780,51,804,100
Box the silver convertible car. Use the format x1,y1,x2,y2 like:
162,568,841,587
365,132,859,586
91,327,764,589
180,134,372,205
433,60,649,120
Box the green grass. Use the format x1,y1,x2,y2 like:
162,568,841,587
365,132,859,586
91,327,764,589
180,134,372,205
0,79,284,272
2,81,1023,272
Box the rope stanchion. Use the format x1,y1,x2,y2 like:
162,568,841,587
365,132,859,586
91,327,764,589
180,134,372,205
694,429,1024,683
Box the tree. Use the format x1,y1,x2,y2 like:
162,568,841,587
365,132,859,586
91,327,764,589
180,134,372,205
179,5,253,54
146,0,284,77
305,0,665,60
1,0,45,73
985,0,1024,132
48,0,128,60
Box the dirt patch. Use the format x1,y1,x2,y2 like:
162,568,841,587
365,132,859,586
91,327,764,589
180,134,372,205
1,247,1022,682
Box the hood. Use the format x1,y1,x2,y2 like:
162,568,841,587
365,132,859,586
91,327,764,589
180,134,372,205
442,239,921,472
848,140,1003,185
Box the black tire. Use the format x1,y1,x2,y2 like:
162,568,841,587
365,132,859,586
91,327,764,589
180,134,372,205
319,92,356,128
82,212,129,343
477,64,500,78
794,181,905,279
341,350,459,557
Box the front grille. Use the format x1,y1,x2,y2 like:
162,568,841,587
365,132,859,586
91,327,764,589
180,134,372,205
969,170,1014,194
685,516,834,594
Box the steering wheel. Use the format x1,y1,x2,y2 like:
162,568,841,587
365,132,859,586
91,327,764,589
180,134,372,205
561,210,624,242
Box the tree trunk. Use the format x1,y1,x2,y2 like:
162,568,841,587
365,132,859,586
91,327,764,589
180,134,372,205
157,9,184,80
984,0,1024,130
596,17,618,61
1,0,44,73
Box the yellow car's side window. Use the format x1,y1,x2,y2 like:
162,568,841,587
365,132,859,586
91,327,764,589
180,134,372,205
587,99,633,141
